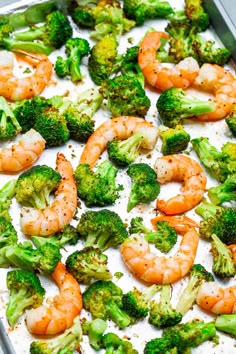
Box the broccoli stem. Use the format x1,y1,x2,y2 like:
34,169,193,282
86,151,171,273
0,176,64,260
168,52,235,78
6,288,35,327
105,301,131,328
88,318,107,350
1,37,52,55
0,180,16,203
215,314,236,337
195,200,221,219
180,97,215,117
14,26,46,42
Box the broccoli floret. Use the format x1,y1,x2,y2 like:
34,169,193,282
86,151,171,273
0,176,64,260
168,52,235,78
107,132,145,167
6,269,45,327
0,96,21,141
127,163,160,212
120,45,145,87
208,174,236,205
176,264,214,315
77,209,128,251
159,124,191,155
82,280,132,328
0,179,16,221
129,217,177,253
195,200,236,245
71,5,95,29
122,284,160,319
184,0,209,31
101,75,151,118
66,246,112,284
74,160,123,207
15,164,61,209
81,318,107,350
210,234,235,278
101,332,138,354
144,336,176,354
55,37,90,82
156,88,215,128
215,314,236,337
123,0,174,26
30,315,82,353
225,104,236,137
148,284,182,328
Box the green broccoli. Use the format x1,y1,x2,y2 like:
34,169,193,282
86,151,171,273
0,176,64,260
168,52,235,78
148,284,182,328
208,174,236,205
15,164,61,209
156,87,215,128
215,314,236,337
195,200,236,245
191,137,236,182
77,209,128,251
120,45,145,87
55,37,90,82
127,163,160,212
65,246,112,284
225,104,236,137
101,332,138,354
0,179,16,221
6,269,45,327
0,96,21,141
176,264,214,315
159,124,191,155
81,318,107,350
30,315,82,353
122,284,160,319
210,233,235,278
74,160,123,207
101,75,151,118
82,280,132,328
129,216,177,253
123,0,174,26
107,132,145,167
184,0,209,31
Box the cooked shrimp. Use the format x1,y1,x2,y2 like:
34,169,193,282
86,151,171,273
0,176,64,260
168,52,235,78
154,154,207,215
79,116,159,167
196,282,236,314
151,215,199,235
20,153,77,236
0,129,46,173
194,63,236,121
0,50,52,101
227,245,236,264
120,227,199,284
138,31,199,91
25,262,82,335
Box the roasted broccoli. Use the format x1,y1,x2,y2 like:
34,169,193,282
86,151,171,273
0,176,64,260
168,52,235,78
122,284,160,319
101,332,138,354
208,174,236,205
77,209,128,251
156,88,215,128
215,314,236,337
82,280,132,328
101,75,151,118
127,163,160,212
81,318,107,350
74,160,123,207
0,179,16,221
120,45,145,87
225,104,236,137
184,0,209,31
15,164,61,209
129,216,177,253
210,233,235,278
6,269,45,327
159,124,191,155
55,37,90,82
0,96,21,141
107,132,144,167
148,284,182,328
176,264,214,315
30,315,82,353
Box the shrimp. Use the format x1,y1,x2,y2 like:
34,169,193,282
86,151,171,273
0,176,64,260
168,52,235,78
20,153,77,236
227,244,236,264
0,50,52,101
25,262,82,335
0,129,46,173
154,154,207,215
196,282,236,314
138,31,199,91
120,227,199,284
194,63,236,121
79,116,159,167
151,215,199,235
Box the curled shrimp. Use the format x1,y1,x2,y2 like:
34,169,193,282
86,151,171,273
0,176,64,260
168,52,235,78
154,154,207,215
79,116,158,168
25,262,82,335
0,129,46,173
138,31,199,91
0,50,52,101
196,282,236,314
151,215,199,235
20,153,77,236
194,64,236,121
120,227,199,284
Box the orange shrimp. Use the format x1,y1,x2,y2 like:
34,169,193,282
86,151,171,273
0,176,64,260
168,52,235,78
0,50,52,101
25,262,82,335
196,282,236,314
154,154,207,215
151,215,199,235
120,227,199,284
194,63,236,121
79,116,159,168
0,129,46,173
20,153,77,236
227,245,236,264
138,31,199,91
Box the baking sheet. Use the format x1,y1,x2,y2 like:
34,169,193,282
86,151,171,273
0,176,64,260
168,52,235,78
0,0,235,353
